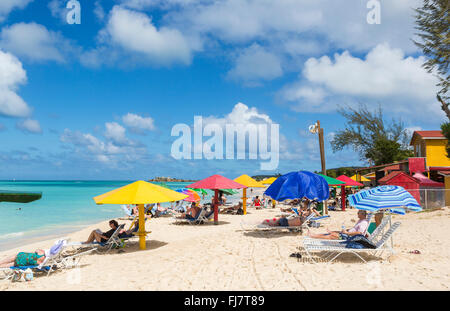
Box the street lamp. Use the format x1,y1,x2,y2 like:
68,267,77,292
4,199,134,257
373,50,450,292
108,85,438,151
309,120,328,214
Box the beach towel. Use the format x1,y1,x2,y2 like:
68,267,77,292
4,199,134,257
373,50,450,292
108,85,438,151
343,235,376,249
41,239,67,268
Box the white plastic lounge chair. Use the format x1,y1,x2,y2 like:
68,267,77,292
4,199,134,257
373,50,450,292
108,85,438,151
302,222,401,263
303,214,391,246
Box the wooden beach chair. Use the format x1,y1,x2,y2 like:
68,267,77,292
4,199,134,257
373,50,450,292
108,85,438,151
302,222,401,263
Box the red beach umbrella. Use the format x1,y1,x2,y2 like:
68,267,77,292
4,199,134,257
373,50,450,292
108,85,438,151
188,175,247,224
336,175,363,211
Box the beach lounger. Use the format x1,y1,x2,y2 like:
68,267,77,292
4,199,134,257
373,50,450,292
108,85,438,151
67,224,126,252
302,214,391,246
241,213,316,233
174,208,206,225
302,222,401,263
0,265,53,282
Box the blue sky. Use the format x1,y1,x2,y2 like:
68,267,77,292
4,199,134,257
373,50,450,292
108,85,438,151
0,0,446,180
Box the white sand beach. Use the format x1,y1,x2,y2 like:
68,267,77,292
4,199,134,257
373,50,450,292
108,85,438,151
1,192,449,291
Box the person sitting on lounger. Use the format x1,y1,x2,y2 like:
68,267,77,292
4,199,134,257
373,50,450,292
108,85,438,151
83,220,121,244
307,210,369,240
367,212,384,235
0,249,46,268
177,202,201,220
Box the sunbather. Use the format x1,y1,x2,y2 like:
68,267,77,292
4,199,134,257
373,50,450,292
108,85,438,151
220,202,243,214
176,202,201,220
307,210,369,240
262,214,306,227
367,212,384,235
0,249,46,268
83,220,122,244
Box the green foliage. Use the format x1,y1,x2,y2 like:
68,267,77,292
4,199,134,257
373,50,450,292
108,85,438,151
325,167,360,178
441,122,450,157
414,0,450,101
331,104,413,166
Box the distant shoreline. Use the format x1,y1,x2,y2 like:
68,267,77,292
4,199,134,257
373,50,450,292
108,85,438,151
148,178,198,183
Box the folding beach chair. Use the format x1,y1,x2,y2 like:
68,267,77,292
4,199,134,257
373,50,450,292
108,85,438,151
67,224,126,252
302,214,391,252
174,208,206,225
302,222,401,263
0,265,53,282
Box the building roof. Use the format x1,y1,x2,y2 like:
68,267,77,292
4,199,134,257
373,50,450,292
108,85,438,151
412,173,444,187
378,171,406,183
379,171,444,187
410,130,445,145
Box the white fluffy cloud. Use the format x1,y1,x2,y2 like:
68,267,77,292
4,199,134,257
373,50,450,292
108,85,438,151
164,0,421,52
0,23,71,62
122,113,155,134
104,122,129,145
227,44,283,85
0,0,33,22
16,118,42,134
280,43,441,119
61,127,147,165
0,50,31,117
102,6,194,66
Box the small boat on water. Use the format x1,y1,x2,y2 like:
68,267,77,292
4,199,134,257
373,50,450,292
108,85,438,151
0,190,42,203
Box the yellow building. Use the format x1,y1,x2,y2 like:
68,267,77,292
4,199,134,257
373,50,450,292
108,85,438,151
410,131,450,169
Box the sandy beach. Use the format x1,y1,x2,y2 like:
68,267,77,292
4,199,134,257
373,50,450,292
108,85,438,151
1,189,449,291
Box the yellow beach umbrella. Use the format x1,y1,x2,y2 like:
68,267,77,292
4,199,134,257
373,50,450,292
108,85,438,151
262,177,277,185
94,180,188,250
234,174,265,215
350,174,370,182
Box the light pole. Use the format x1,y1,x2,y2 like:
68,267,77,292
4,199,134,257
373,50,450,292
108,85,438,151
309,120,328,215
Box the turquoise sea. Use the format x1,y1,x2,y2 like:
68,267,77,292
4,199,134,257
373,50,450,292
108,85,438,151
0,180,193,251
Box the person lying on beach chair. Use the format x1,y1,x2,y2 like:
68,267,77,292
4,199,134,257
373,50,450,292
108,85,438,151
83,220,126,244
220,201,243,214
261,214,307,227
0,249,47,268
176,202,201,220
307,210,369,240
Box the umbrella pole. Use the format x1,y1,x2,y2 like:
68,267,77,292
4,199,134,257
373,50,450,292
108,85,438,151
214,190,219,225
341,185,346,211
138,204,146,250
243,188,247,215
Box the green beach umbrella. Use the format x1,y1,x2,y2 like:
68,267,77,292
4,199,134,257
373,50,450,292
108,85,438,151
189,188,208,196
0,190,42,203
317,174,346,186
219,189,238,195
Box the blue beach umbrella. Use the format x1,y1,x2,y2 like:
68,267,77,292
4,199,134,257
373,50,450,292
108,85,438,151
264,171,329,202
348,185,422,213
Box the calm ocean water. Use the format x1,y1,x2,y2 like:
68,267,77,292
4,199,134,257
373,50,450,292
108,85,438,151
0,180,193,251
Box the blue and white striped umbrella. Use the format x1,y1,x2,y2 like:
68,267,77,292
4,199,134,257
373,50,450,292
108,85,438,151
348,185,422,214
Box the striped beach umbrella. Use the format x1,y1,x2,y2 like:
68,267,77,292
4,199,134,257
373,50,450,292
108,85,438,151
348,185,422,214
